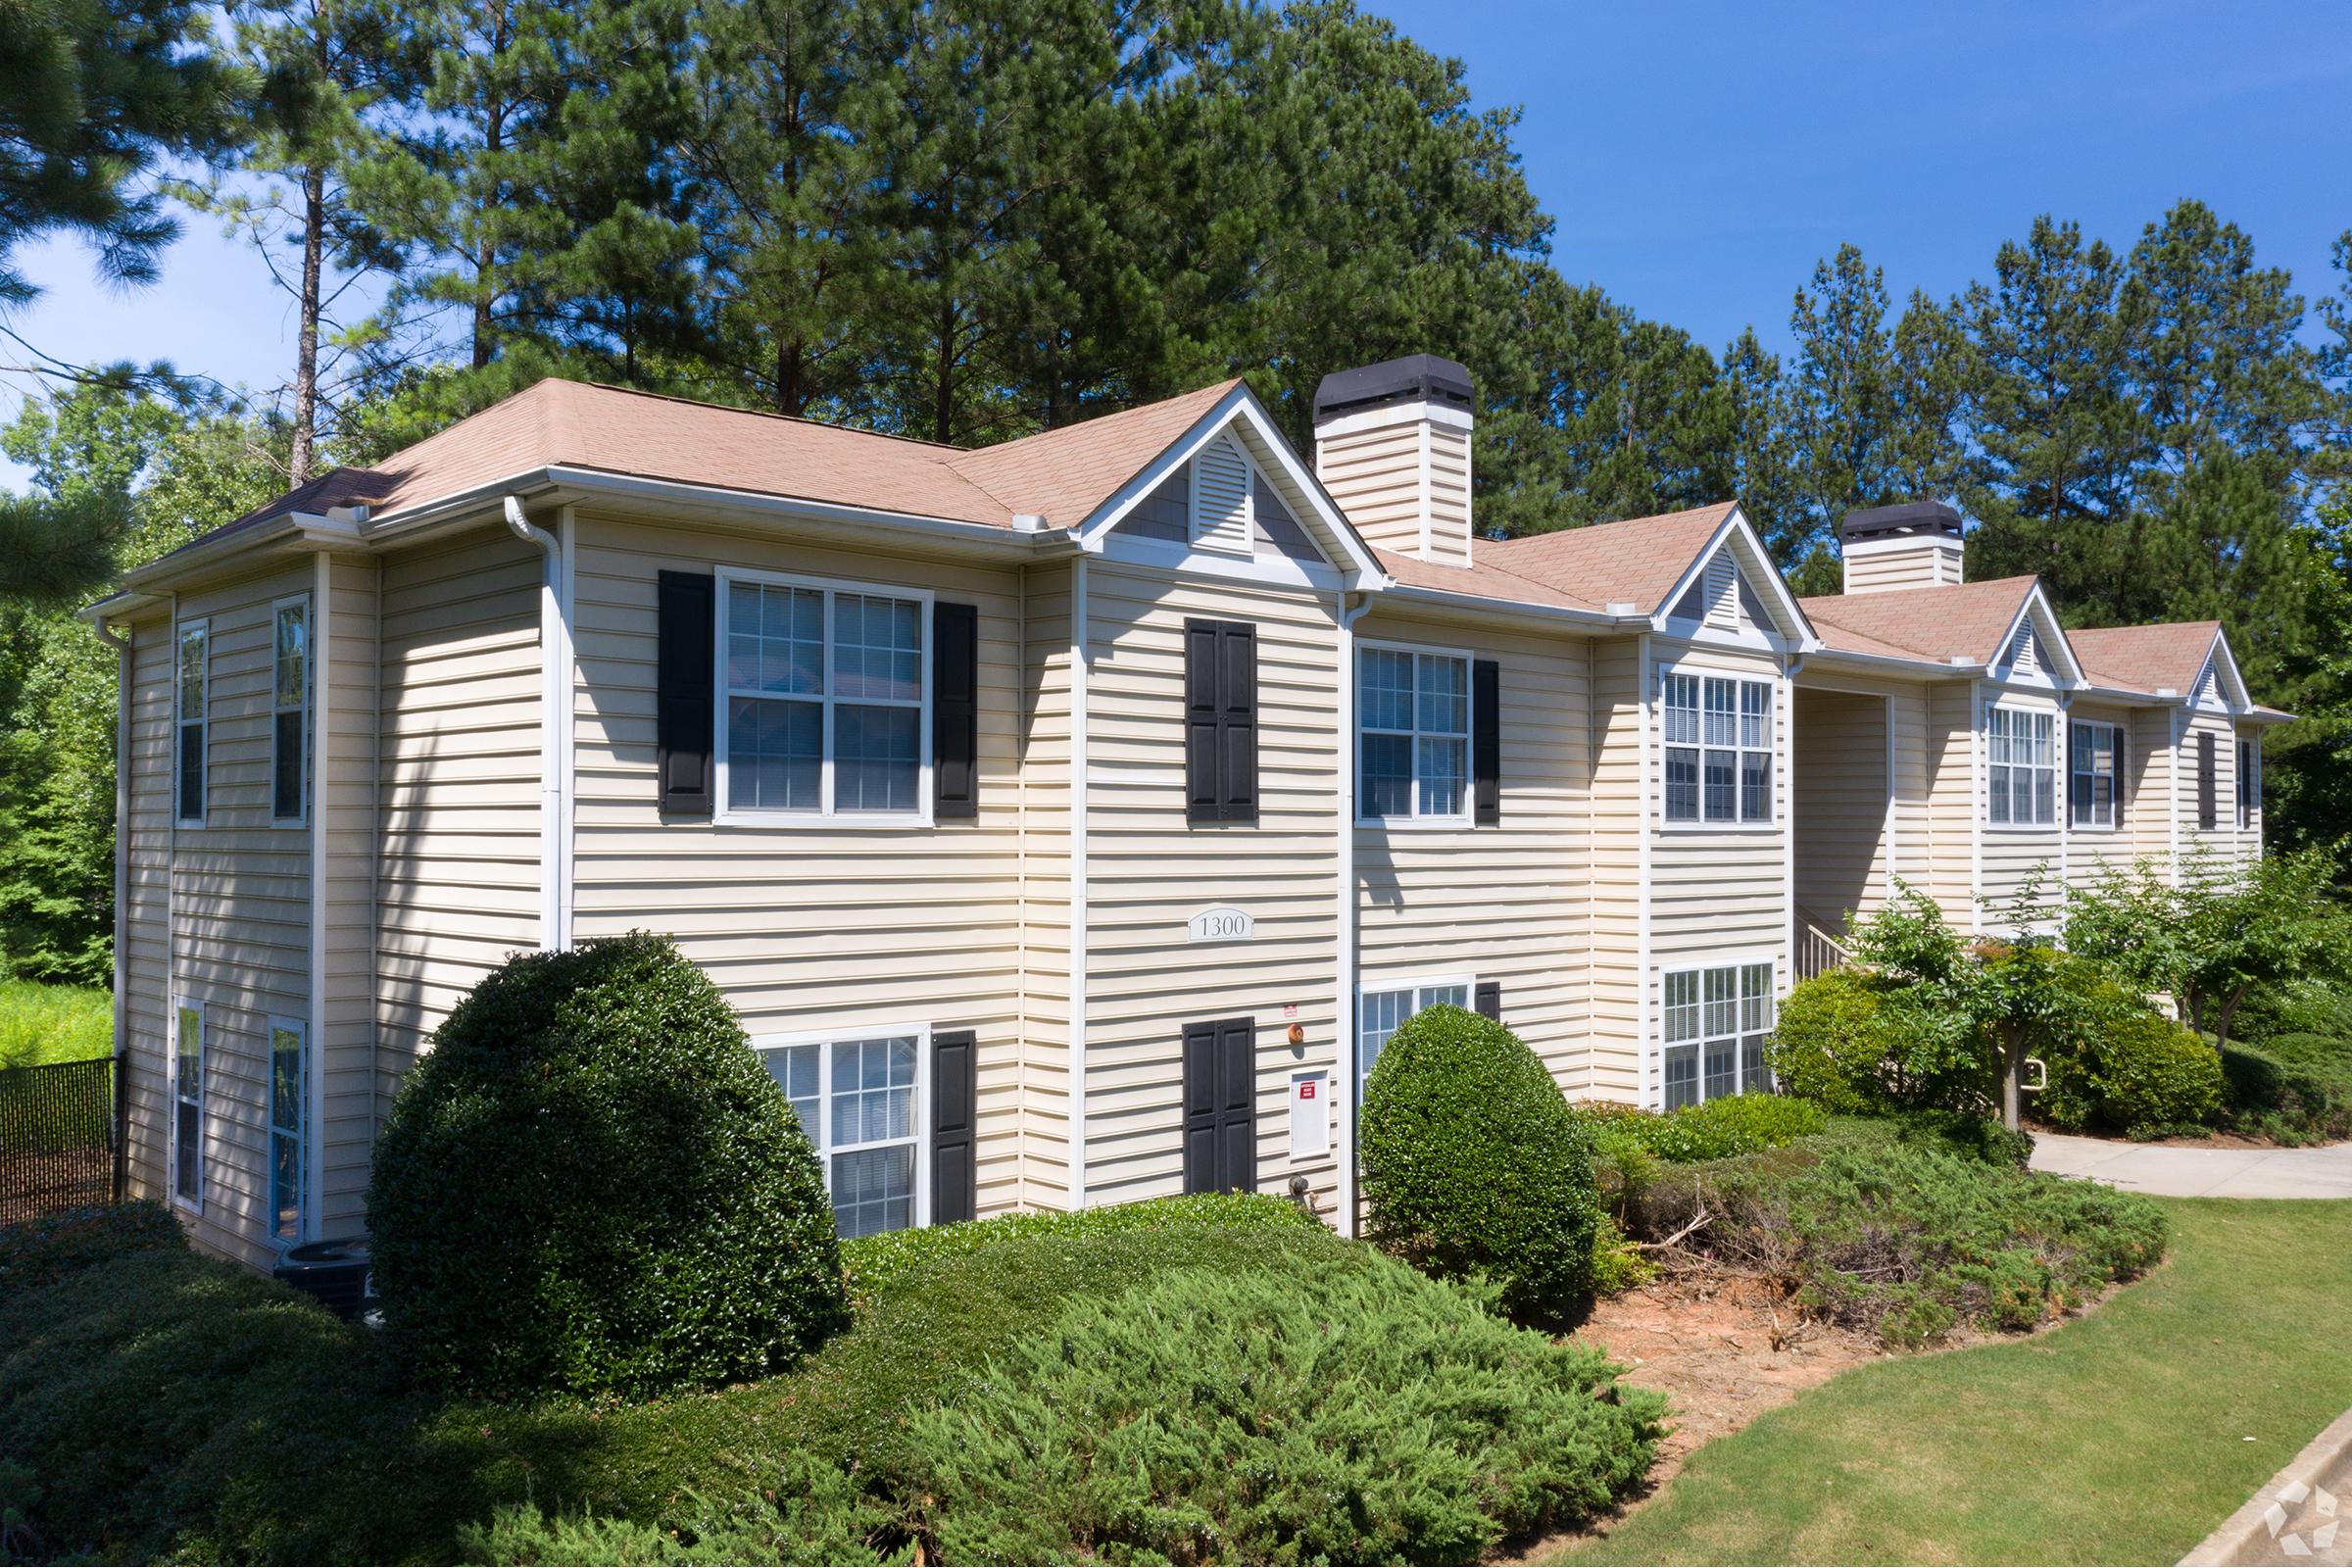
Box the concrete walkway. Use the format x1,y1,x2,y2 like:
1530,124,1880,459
2033,1132,2352,1199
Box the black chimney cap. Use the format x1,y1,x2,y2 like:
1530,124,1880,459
1312,354,1476,422
1840,500,1962,545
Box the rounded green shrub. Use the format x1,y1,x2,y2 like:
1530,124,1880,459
1764,968,1889,1113
368,933,849,1397
2040,1012,2224,1137
1359,1004,1598,1327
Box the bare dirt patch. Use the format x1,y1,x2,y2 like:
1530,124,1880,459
1500,1272,1884,1563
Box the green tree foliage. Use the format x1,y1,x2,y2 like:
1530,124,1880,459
2063,850,2347,1053
0,387,284,984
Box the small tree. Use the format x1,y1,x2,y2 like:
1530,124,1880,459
2065,850,2346,1053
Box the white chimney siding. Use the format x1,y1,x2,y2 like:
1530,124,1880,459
1310,356,1479,567
1838,501,1967,595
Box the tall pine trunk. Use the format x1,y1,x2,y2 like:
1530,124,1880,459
290,158,326,487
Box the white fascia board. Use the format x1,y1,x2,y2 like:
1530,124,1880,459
1378,580,1626,630
1999,583,2086,687
1801,645,1984,681
1076,384,1387,585
2203,630,2253,710
1310,399,1475,440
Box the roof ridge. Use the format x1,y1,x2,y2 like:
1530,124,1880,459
568,379,971,454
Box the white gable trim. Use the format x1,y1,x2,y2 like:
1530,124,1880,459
1989,584,2085,688
1074,384,1386,583
1648,507,1816,648
2198,630,2253,711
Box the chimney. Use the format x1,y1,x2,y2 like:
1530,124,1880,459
1839,501,1964,594
1311,355,1475,566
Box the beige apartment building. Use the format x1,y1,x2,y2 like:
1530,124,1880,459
81,356,2283,1266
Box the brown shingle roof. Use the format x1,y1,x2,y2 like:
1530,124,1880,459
1479,502,1739,613
2067,622,2222,697
947,379,1241,527
1797,577,2039,665
177,376,1256,567
1373,547,1609,614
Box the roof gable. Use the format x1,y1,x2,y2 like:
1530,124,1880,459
1798,576,2040,667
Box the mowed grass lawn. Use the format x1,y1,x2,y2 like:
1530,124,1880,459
0,980,111,1068
1560,1198,2352,1566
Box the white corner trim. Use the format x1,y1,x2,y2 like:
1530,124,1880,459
1069,555,1090,1210
306,552,330,1241
1636,632,1654,1108
557,507,577,949
505,496,565,951
1334,591,1371,1239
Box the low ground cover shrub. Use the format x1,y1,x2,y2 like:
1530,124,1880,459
368,933,848,1398
2231,978,2352,1045
1359,1004,1599,1326
839,1190,1316,1301
1625,1139,2166,1348
1811,1109,2034,1169
485,1256,1665,1568
2221,1033,2352,1145
0,1200,179,1306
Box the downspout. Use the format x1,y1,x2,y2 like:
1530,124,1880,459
504,496,568,951
1335,591,1372,1238
1068,555,1090,1209
96,617,133,1202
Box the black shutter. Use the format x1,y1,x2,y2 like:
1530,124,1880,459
1219,623,1256,822
1185,619,1256,824
656,571,715,816
1473,659,1500,825
1474,980,1501,1022
931,1029,978,1224
934,602,979,819
2197,730,2217,830
1182,1016,1256,1195
1185,620,1222,823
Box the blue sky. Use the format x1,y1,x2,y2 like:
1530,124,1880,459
3,0,2347,487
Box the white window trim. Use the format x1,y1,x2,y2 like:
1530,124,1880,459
171,996,204,1213
270,593,312,828
2069,717,2121,833
1354,636,1474,829
1984,702,2059,831
1656,951,1781,1110
174,619,208,829
266,1012,308,1248
1355,972,1476,1094
1656,664,1777,831
713,566,936,828
753,1020,932,1233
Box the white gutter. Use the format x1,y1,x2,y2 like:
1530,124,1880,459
1068,555,1091,1209
94,616,133,1199
1334,591,1373,1239
504,496,572,951
1378,580,1628,630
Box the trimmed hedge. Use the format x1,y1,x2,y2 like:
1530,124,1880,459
839,1191,1317,1302
1359,1004,1599,1327
368,933,849,1398
1766,968,1993,1117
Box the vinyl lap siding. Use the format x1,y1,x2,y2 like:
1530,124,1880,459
1791,686,1889,933
567,511,1031,1218
1020,561,1075,1209
375,525,543,1095
1078,562,1342,1212
2066,699,2141,892
120,614,172,1207
1313,423,1424,560
1923,681,1978,928
1352,607,1592,1094
1978,684,2064,925
1586,638,1645,1103
2177,708,2251,871
172,564,318,1266
318,555,379,1231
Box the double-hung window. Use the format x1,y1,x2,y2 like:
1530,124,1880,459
175,621,208,826
1986,705,2056,826
172,1000,204,1205
1358,645,1469,822
1356,977,1471,1095
719,573,929,821
271,597,310,823
1661,960,1776,1109
1661,671,1772,824
760,1031,923,1238
2069,719,2119,829
268,1016,306,1243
